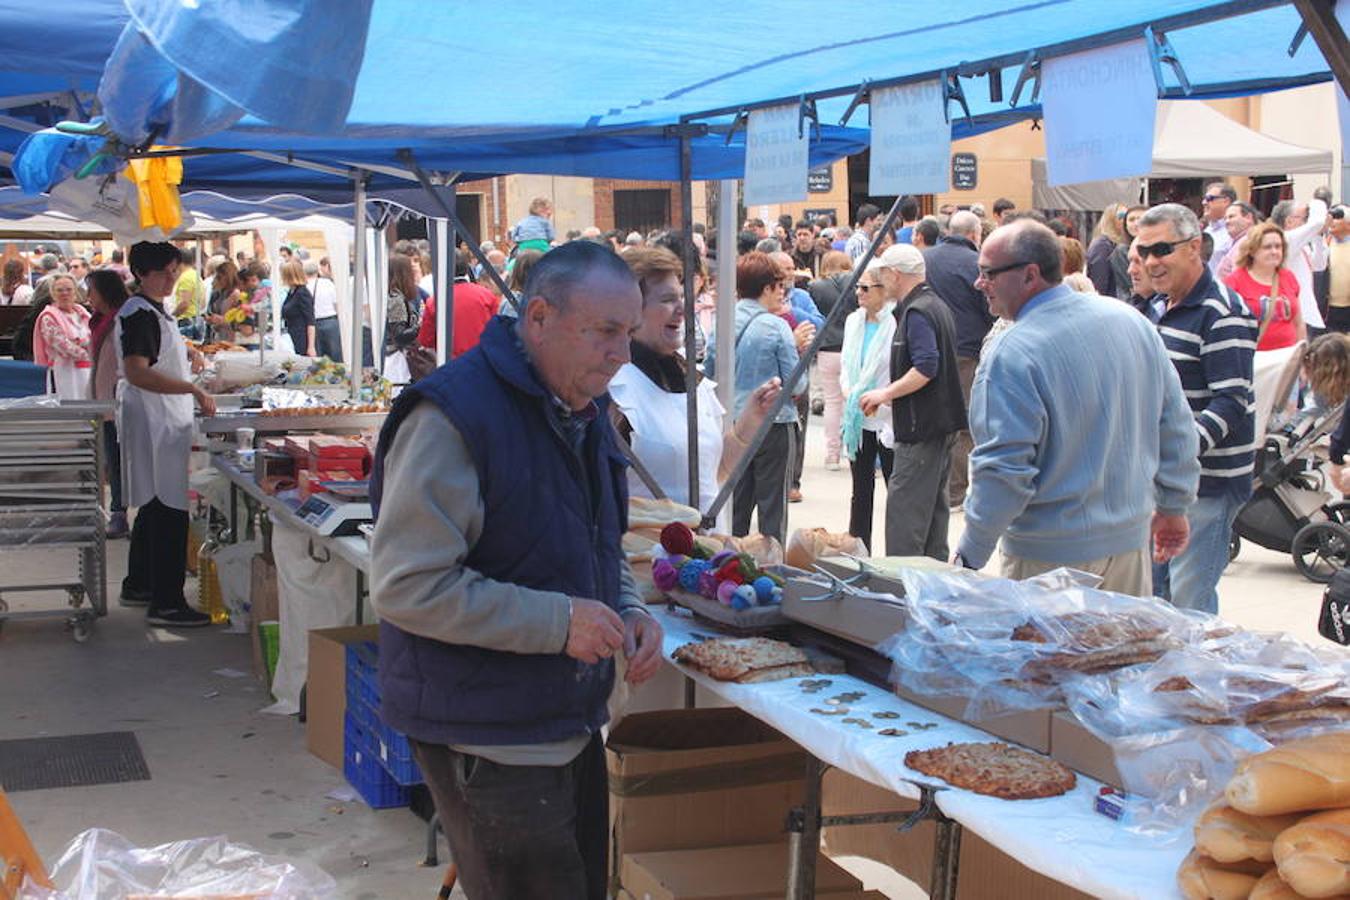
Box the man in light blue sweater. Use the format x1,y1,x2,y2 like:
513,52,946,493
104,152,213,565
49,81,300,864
954,220,1200,597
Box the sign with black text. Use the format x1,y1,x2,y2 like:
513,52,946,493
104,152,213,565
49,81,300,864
807,165,833,193
869,80,950,195
744,104,809,206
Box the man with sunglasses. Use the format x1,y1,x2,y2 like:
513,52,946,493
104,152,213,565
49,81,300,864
953,220,1198,597
1136,203,1258,614
1201,182,1237,275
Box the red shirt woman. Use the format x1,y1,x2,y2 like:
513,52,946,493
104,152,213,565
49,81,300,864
1223,221,1305,351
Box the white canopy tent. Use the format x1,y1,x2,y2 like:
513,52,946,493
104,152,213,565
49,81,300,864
1032,100,1335,210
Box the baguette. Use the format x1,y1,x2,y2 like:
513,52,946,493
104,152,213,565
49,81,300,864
1195,803,1304,863
1248,868,1312,900
1272,808,1350,898
1177,848,1270,900
1227,732,1350,816
627,496,701,529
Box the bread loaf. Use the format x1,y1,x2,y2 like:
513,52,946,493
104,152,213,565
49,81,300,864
1227,732,1350,815
1194,803,1304,863
784,527,868,570
1272,808,1350,898
1177,848,1270,900
1248,868,1312,900
627,496,701,529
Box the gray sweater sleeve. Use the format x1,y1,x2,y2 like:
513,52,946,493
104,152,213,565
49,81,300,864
370,402,572,654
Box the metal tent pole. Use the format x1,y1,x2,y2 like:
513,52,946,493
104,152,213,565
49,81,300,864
350,174,367,400
680,134,700,509
439,185,457,364
715,179,737,416
432,217,450,367
702,194,904,529
1292,0,1350,95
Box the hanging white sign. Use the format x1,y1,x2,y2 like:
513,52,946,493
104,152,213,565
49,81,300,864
869,80,950,195
1042,39,1157,186
744,104,808,206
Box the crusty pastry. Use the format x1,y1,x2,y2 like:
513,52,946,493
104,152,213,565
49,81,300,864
903,741,1076,800
1248,867,1313,900
671,637,810,683
1272,808,1350,898
1194,802,1304,863
1176,849,1271,900
1227,732,1350,816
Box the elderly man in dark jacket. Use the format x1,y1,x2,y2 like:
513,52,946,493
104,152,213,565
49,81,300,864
370,241,664,900
922,210,992,508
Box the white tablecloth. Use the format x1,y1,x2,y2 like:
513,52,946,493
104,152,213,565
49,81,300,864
655,607,1191,900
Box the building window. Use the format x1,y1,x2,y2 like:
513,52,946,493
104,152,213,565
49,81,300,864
614,189,671,236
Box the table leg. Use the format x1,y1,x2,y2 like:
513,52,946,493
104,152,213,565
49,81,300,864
930,816,963,900
786,755,825,899
683,675,695,709
355,569,365,625
229,483,238,543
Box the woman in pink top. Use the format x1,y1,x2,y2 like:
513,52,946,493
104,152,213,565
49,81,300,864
1224,221,1304,351
33,273,93,399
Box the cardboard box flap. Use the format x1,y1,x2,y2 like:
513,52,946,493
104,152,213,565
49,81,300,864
609,749,806,798
621,842,860,899
608,707,789,752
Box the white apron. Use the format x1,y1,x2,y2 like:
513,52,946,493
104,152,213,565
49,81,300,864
49,362,91,401
609,363,725,526
115,295,194,511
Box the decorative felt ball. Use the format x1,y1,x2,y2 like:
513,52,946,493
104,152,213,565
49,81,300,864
651,559,678,592
732,584,757,610
716,580,739,606
752,576,775,604
715,559,745,585
665,554,688,568
709,549,737,568
770,586,784,605
660,522,695,556
677,560,710,592
697,570,719,599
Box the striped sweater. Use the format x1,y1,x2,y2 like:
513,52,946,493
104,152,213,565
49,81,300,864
1152,269,1257,501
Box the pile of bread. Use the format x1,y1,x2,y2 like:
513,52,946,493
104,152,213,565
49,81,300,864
1178,731,1349,899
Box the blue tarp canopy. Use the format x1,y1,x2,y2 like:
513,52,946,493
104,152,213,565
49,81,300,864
0,0,1337,210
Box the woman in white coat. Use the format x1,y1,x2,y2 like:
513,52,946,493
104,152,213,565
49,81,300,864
116,242,217,628
608,247,780,528
839,265,897,553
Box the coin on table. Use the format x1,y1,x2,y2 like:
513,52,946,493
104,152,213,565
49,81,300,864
810,707,849,716
841,718,873,729
878,728,909,737
872,711,901,720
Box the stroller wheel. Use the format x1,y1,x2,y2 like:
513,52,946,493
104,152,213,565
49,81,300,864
1291,521,1350,583
1228,532,1241,563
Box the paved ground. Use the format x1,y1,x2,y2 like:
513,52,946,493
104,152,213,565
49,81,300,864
0,415,1337,897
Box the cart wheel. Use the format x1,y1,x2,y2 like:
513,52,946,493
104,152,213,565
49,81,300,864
67,586,85,608
1326,500,1350,524
71,618,91,643
1228,532,1241,563
1291,521,1350,583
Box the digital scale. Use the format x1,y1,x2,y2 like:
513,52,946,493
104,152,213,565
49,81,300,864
294,492,373,536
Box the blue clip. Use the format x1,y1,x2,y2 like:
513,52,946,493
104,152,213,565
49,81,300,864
839,80,871,127
724,109,749,147
1009,51,1041,108
943,71,972,127
1146,26,1192,97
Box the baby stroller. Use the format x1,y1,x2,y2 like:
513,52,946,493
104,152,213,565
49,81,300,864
1231,343,1349,583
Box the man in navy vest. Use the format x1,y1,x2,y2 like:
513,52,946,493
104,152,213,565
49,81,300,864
370,241,664,899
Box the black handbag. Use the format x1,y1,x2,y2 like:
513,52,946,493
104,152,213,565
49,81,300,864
1319,567,1350,645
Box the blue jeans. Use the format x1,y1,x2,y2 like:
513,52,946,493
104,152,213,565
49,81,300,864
315,316,343,362
1153,492,1245,614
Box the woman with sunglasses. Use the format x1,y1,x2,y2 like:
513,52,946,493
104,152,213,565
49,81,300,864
838,268,896,553
1224,221,1305,351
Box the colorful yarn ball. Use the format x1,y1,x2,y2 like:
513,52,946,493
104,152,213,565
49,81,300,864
697,570,719,599
716,580,739,606
664,553,688,568
715,559,745,585
660,522,695,556
677,560,711,592
651,559,678,592
752,576,775,603
731,584,757,610
769,586,784,605
709,549,737,568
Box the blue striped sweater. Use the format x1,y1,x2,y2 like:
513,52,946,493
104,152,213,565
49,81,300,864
1150,269,1257,501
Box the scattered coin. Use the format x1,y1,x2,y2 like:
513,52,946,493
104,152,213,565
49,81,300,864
836,691,865,702
878,728,910,737
810,707,849,716
906,721,938,730
799,679,832,691
872,711,901,720
841,718,873,729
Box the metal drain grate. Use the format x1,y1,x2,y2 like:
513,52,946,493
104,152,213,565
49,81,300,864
0,731,149,792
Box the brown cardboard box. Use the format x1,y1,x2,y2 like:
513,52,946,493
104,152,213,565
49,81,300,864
821,769,1093,900
607,709,808,888
892,683,1054,754
782,575,908,648
305,624,379,770
248,554,279,683
1050,711,1125,789
620,843,865,899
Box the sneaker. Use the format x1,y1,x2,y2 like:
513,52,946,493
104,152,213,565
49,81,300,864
788,489,803,503
146,606,212,628
825,459,842,472
119,587,151,608
106,511,129,539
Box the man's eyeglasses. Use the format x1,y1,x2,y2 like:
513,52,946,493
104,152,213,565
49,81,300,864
1135,238,1196,260
1202,194,1225,203
977,261,1031,280
857,283,882,292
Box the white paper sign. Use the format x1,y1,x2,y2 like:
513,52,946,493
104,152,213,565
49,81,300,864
868,80,950,195
1042,39,1157,186
743,104,808,206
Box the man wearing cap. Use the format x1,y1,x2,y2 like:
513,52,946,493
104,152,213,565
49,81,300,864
860,244,967,559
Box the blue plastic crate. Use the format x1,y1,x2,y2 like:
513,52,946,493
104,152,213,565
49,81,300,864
343,711,409,809
373,719,423,785
345,642,381,712
344,686,375,732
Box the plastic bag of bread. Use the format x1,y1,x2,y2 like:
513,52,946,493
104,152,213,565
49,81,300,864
1194,803,1304,863
1272,808,1350,898
1227,731,1350,815
1176,848,1270,900
784,527,868,570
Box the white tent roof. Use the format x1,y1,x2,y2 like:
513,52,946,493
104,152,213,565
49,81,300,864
0,210,350,239
1032,100,1333,210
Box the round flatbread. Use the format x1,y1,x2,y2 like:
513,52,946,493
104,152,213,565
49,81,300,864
904,741,1077,800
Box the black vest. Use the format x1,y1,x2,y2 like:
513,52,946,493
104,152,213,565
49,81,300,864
889,284,967,443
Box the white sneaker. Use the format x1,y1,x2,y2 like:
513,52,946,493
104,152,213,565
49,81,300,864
825,459,842,472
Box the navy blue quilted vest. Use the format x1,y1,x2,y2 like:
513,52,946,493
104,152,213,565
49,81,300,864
370,316,629,745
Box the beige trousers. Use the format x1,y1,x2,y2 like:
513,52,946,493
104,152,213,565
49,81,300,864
1000,547,1153,598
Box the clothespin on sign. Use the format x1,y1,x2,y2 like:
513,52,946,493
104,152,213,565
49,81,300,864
723,108,749,146
1146,26,1192,96
1009,51,1041,108
798,95,820,141
839,79,871,127
942,71,972,128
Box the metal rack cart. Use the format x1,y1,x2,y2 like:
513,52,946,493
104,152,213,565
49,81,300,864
0,401,111,642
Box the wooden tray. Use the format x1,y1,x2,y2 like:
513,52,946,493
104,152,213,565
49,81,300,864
662,564,804,633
